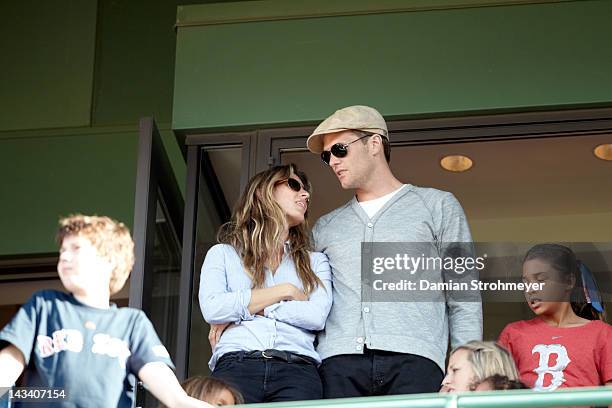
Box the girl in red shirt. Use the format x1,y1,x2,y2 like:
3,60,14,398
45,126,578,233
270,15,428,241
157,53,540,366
498,243,611,391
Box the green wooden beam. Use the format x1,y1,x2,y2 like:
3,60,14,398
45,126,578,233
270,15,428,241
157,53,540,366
176,0,575,27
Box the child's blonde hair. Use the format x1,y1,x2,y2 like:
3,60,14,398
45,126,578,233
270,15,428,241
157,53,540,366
176,376,244,406
181,376,244,405
57,214,135,295
453,341,519,388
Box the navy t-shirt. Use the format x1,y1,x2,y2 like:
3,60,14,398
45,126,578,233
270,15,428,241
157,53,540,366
0,290,174,407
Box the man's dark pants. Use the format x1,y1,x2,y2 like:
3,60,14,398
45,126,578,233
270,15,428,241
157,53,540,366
319,347,444,397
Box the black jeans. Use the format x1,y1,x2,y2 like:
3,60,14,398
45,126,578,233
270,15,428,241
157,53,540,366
211,351,323,403
319,347,444,398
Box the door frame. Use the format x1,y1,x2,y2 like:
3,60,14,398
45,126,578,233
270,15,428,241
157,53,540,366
175,131,256,379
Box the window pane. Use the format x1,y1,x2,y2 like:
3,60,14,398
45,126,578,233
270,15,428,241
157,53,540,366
189,146,243,376
148,198,181,359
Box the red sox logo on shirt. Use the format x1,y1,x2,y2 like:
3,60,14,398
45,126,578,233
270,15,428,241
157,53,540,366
91,333,132,368
532,344,571,391
37,329,131,368
37,329,84,357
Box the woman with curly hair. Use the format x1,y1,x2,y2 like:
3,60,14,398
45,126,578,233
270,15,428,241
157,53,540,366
199,164,332,403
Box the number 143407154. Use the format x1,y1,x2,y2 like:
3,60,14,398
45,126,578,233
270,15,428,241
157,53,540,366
7,387,67,402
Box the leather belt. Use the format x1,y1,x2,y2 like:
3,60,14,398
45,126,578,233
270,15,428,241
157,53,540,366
221,349,317,365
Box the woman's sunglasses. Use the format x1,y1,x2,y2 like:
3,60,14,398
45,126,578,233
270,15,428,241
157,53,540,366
320,134,372,165
277,177,309,193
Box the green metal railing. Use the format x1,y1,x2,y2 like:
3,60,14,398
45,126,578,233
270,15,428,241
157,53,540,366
235,387,612,408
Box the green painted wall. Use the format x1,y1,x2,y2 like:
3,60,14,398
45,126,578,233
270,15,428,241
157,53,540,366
0,1,97,131
92,0,242,126
0,131,137,256
3,0,611,256
173,0,612,130
93,1,181,125
0,0,206,256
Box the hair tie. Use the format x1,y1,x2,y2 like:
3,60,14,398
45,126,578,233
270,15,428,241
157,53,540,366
578,261,604,313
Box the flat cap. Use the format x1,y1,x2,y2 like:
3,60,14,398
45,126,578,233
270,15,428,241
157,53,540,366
307,105,388,153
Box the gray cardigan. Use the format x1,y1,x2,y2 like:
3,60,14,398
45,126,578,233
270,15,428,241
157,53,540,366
313,184,483,371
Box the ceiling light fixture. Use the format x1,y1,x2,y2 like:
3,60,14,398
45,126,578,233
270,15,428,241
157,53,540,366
593,144,612,161
440,155,473,172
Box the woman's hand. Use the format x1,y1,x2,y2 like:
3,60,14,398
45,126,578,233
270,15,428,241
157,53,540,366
208,323,230,349
279,283,308,301
246,283,308,315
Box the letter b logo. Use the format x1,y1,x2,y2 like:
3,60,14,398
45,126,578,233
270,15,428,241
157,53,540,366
532,344,571,391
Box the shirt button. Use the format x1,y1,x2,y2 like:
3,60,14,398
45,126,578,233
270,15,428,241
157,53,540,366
363,307,370,313
355,345,363,351
357,337,364,343
367,223,374,228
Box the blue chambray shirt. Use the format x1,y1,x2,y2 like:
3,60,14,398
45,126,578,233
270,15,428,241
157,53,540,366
199,243,333,370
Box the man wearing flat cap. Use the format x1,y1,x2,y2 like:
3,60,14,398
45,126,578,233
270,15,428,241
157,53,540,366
309,105,482,397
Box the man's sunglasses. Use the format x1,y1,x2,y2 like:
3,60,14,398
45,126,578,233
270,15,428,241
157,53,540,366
277,177,309,193
320,134,372,165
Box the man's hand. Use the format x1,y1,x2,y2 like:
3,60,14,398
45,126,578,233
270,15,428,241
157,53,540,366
208,323,230,350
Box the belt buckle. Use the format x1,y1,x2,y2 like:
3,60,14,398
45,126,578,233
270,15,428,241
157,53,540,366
261,350,274,359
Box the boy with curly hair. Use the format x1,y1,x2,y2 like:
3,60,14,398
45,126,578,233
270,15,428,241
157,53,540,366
0,215,210,407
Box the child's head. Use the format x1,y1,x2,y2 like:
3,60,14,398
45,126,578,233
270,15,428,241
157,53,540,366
181,376,243,406
440,341,519,393
57,214,134,296
473,374,528,391
523,243,605,321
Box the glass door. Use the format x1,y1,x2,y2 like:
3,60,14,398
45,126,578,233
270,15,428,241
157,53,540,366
174,131,254,380
130,118,184,407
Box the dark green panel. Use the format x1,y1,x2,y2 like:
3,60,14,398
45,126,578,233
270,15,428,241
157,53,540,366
0,0,97,131
173,0,612,129
160,128,186,197
0,133,137,256
92,0,205,125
